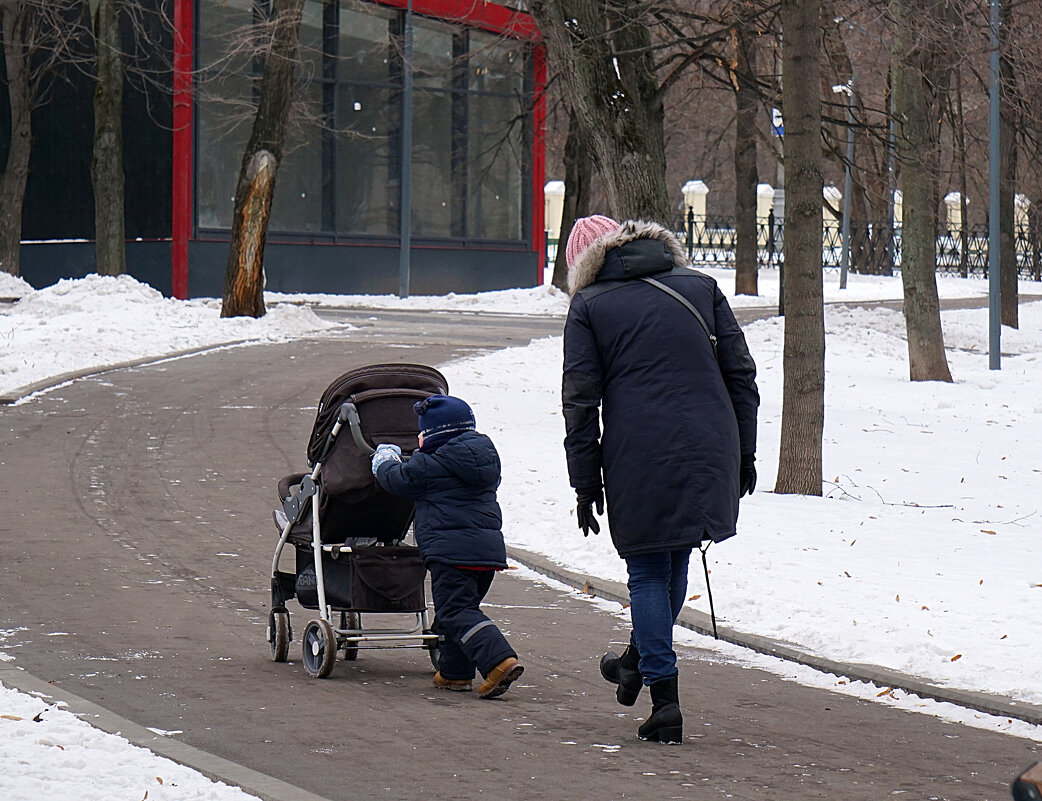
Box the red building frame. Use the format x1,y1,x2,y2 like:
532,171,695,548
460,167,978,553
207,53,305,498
170,0,546,300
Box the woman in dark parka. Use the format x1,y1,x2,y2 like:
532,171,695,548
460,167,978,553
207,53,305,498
561,216,760,743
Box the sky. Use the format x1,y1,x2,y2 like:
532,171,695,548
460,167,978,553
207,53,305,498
1,266,1041,799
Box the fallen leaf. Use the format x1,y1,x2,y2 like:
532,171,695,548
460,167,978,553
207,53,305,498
156,778,163,785
1000,634,1007,639
32,711,44,722
581,581,590,594
688,594,702,601
850,540,856,547
844,571,851,578
921,605,929,610
1,715,22,721
980,529,996,535
951,654,962,662
876,687,893,697
895,594,900,602
979,579,983,585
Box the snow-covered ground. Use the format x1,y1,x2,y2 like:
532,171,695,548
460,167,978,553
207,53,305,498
2,265,1041,798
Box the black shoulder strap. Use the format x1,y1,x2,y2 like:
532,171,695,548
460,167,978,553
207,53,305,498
640,276,718,358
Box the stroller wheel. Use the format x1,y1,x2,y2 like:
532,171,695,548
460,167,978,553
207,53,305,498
423,623,441,671
340,611,360,661
302,619,337,678
268,609,290,663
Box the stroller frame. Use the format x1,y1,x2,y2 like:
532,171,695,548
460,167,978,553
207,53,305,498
267,386,441,679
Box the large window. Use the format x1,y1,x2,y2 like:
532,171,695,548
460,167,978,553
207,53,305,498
196,0,532,242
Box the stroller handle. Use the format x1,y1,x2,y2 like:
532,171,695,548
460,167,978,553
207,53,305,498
337,402,375,455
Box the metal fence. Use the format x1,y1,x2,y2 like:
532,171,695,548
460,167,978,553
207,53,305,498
547,215,1042,280
669,212,1042,280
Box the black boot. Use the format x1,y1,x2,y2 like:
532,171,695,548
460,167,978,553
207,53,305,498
637,676,683,744
599,643,643,706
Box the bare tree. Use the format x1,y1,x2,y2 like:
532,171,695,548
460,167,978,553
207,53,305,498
221,0,306,318
89,0,125,277
0,1,77,277
998,0,1018,328
732,3,760,296
551,108,593,290
528,0,672,223
775,0,825,496
889,0,953,382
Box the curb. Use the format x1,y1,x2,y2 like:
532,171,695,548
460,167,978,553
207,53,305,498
0,341,251,405
0,661,335,801
507,545,1042,727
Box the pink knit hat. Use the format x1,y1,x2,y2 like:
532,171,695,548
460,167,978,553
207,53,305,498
565,214,619,269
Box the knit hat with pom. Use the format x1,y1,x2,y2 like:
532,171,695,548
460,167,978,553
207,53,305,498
564,215,619,269
413,394,475,450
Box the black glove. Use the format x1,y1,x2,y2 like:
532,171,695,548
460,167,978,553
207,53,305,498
739,453,757,497
576,487,604,536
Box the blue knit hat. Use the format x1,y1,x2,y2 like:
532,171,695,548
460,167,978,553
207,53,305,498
414,395,475,448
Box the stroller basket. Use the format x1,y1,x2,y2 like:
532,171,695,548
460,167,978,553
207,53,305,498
266,363,449,679
295,546,427,613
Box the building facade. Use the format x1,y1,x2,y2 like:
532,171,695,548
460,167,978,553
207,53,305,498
18,0,545,298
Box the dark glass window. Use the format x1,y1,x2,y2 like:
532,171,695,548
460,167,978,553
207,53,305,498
468,94,523,240
196,72,251,230
336,84,398,235
195,0,531,243
270,84,324,233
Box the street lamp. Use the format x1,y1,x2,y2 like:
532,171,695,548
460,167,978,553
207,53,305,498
832,78,855,290
988,0,1001,369
398,0,414,299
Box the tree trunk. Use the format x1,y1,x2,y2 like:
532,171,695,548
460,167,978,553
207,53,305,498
890,0,952,383
775,0,824,497
0,5,32,277
954,65,969,279
551,110,592,291
998,0,1018,329
91,0,126,277
528,0,671,224
221,0,305,318
733,21,759,296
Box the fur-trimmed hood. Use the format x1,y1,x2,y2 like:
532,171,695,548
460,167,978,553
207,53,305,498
567,219,689,296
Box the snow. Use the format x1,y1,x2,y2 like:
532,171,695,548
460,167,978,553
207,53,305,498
1,265,1041,797
0,275,335,396
0,682,252,801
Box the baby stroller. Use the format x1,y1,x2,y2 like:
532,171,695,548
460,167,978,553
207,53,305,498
267,363,447,678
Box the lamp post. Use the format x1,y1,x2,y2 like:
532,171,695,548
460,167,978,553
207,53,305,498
832,79,855,290
988,0,1000,369
398,0,414,298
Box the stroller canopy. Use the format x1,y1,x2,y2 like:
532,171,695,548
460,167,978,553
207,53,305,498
307,363,449,501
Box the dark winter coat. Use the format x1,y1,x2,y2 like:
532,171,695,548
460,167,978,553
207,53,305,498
562,220,760,557
375,430,508,568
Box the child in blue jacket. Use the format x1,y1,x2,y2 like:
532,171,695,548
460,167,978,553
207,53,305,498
371,394,524,699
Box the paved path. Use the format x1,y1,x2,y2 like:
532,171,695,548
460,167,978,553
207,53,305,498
0,308,1038,801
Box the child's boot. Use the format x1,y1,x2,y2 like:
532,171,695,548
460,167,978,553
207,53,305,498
433,672,473,692
637,676,683,744
478,657,524,699
599,643,642,706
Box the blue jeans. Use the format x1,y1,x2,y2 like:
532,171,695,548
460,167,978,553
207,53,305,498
624,548,692,684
